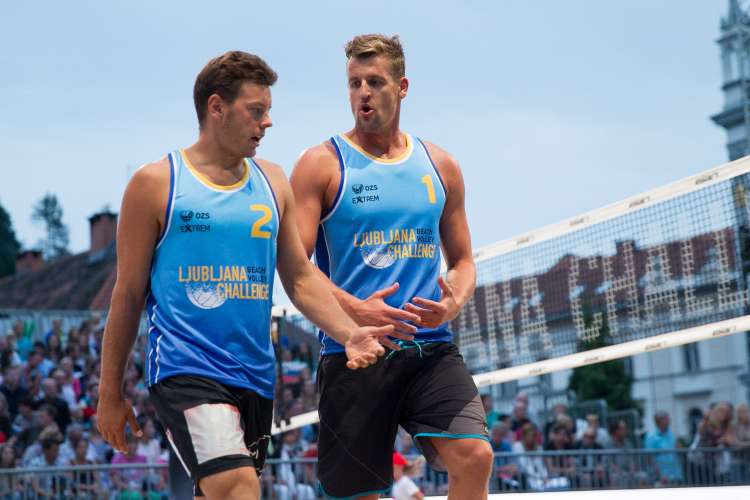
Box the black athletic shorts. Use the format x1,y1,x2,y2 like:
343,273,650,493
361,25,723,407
317,342,488,498
149,375,273,496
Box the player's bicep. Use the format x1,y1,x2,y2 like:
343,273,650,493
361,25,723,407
114,171,163,299
290,152,328,257
436,155,473,268
273,167,310,294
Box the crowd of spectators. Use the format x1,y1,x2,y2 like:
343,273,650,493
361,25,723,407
482,392,750,492
1,316,749,498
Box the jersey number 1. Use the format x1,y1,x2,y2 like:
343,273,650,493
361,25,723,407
250,204,272,238
421,175,436,204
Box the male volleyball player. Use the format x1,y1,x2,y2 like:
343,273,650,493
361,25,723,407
97,51,402,500
291,35,493,499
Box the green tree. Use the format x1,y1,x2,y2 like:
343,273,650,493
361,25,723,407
0,201,21,278
32,193,70,260
568,302,638,412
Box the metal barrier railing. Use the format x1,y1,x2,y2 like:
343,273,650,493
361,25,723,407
0,448,747,498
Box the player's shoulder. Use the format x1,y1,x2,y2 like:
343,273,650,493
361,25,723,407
418,139,460,173
295,140,339,170
251,158,288,189
129,156,171,193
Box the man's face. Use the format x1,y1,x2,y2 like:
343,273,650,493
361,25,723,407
218,82,272,158
347,55,406,134
656,415,669,432
44,443,59,462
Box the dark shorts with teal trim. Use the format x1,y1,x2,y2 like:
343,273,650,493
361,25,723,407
316,342,488,498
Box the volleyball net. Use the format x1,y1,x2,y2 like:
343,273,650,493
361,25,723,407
273,155,750,433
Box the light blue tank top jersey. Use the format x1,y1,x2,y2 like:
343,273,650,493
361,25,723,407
316,133,450,355
145,150,279,399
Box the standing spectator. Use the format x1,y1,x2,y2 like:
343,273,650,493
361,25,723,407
0,367,28,420
644,411,683,485
392,452,424,500
38,379,71,434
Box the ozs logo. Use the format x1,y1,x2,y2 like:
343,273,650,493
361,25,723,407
180,210,194,222
351,184,379,205
352,184,364,195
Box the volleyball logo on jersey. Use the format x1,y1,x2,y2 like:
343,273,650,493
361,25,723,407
353,227,437,269
178,265,270,309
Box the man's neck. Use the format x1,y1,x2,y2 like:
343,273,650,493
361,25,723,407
347,127,407,159
187,136,245,173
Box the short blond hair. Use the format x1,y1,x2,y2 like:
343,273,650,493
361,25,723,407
345,34,405,80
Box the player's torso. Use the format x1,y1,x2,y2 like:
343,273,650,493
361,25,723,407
146,150,279,397
317,133,451,354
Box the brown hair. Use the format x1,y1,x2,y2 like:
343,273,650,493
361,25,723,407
345,34,405,80
193,51,277,126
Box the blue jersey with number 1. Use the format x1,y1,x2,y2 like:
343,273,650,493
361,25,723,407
316,133,451,355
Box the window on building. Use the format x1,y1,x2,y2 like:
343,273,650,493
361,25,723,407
683,342,701,372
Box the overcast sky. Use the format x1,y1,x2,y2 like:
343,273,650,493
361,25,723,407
0,1,731,303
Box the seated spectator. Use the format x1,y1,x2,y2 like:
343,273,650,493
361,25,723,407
46,332,63,364
644,411,683,485
544,404,576,443
59,423,97,464
19,405,59,463
483,394,500,429
38,378,71,434
136,416,163,464
513,422,550,491
575,413,609,447
87,416,113,464
27,342,55,379
0,336,21,373
0,366,27,419
28,433,68,499
111,430,149,499
544,421,575,487
489,421,519,490
69,436,101,499
11,396,35,436
573,427,605,488
0,394,12,443
274,429,315,500
510,394,531,435
607,419,647,488
392,451,424,500
0,441,21,500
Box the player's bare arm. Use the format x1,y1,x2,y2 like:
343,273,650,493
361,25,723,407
258,159,411,366
290,143,420,335
97,159,170,452
404,142,476,327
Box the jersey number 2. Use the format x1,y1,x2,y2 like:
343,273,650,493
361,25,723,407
250,204,272,238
